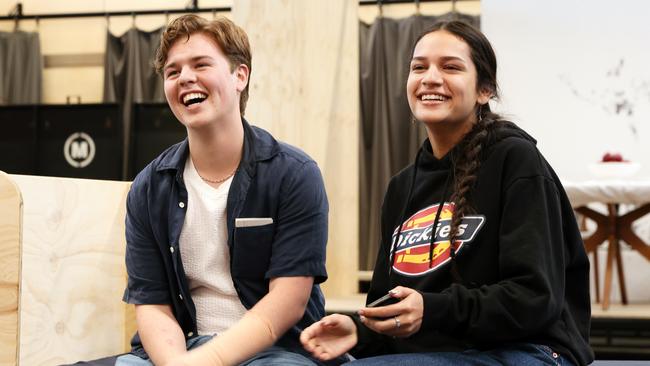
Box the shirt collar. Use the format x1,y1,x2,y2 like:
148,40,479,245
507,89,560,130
154,118,279,174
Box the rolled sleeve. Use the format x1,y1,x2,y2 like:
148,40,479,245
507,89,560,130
123,180,171,305
265,161,329,283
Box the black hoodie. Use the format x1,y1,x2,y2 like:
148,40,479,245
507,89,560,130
353,123,594,365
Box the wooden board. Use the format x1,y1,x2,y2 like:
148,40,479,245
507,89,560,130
11,175,131,365
233,0,360,298
591,303,650,319
0,172,22,366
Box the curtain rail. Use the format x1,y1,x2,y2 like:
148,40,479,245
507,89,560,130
1,0,472,21
0,6,231,21
359,0,471,4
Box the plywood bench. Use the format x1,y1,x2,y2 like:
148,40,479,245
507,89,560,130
0,171,365,365
0,172,134,366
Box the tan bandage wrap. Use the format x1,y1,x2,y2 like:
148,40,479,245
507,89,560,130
183,310,278,366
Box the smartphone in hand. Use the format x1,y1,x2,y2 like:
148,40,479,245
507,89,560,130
367,293,399,308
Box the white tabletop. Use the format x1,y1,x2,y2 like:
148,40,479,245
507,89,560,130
562,180,650,207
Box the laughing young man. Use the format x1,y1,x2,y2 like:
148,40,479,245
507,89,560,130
117,14,336,366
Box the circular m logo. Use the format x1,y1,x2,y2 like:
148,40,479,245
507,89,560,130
63,132,96,168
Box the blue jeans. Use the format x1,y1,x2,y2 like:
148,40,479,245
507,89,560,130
241,347,318,365
115,335,213,365
115,335,316,366
343,343,574,366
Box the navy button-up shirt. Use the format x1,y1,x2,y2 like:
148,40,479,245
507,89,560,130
123,119,329,358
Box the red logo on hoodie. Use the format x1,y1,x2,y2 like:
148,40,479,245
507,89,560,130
391,203,485,276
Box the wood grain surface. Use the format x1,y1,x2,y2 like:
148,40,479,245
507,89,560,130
0,172,22,366
11,175,131,366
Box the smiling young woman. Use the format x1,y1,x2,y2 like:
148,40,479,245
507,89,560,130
301,20,594,366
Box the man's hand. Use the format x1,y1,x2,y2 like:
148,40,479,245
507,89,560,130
300,314,357,361
357,286,423,338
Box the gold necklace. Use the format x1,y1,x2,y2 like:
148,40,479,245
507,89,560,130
198,169,237,184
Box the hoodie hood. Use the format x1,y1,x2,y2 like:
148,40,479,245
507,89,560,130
416,120,536,173
486,120,537,147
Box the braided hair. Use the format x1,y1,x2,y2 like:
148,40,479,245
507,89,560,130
448,111,503,255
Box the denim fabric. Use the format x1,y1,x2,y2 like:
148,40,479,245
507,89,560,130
115,335,213,365
116,341,317,366
343,343,575,366
241,346,319,366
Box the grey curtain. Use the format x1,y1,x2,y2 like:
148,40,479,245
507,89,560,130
0,30,42,105
103,27,165,178
359,13,480,270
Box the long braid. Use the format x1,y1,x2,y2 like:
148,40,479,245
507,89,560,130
447,112,502,281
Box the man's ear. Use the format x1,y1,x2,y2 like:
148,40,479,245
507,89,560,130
234,64,249,93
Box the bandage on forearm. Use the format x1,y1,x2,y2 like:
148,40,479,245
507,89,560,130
183,310,278,366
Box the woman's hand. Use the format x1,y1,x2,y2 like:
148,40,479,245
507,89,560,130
357,286,423,338
300,314,358,361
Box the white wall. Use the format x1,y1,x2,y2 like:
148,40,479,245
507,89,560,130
482,0,650,304
482,0,650,181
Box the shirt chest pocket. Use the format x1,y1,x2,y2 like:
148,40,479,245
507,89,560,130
231,224,274,279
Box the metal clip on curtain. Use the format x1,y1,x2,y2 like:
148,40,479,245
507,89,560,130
10,2,22,31
66,95,82,104
378,0,383,17
415,0,421,15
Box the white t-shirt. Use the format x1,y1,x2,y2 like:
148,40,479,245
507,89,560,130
179,156,247,335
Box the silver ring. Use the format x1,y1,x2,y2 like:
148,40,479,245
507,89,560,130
394,316,401,329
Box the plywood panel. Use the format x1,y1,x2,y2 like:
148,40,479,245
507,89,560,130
11,175,131,366
0,172,21,366
233,0,359,298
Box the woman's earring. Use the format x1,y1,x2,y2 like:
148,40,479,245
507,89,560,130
411,115,417,125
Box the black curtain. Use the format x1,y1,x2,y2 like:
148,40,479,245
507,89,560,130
359,13,480,270
103,27,165,178
0,30,42,105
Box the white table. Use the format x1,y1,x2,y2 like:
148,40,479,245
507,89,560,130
563,180,650,310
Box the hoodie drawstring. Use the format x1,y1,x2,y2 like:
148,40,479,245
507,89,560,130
389,149,454,274
427,172,452,267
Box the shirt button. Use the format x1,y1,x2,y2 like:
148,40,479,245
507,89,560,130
178,202,185,208
187,331,194,337
179,294,183,300
170,246,174,253
552,352,559,359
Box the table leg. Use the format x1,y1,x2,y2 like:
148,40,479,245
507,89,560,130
602,226,617,310
614,239,628,305
573,202,650,310
575,206,609,306
592,251,600,303
619,203,650,261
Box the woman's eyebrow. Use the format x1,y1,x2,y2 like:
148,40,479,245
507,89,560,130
410,55,466,63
